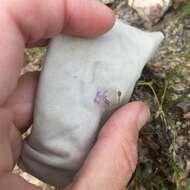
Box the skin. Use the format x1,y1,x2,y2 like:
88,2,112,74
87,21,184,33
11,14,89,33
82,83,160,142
0,0,150,189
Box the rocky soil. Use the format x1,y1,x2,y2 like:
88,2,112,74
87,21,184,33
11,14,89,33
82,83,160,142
115,0,190,189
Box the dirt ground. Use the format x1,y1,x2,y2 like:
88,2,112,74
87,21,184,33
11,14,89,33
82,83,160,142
14,1,190,189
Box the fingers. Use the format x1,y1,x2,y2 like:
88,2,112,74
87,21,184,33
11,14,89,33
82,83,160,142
27,39,50,48
0,12,25,105
4,72,39,132
69,102,150,190
0,72,38,173
0,121,39,190
0,0,115,105
0,72,39,174
61,0,115,36
0,174,41,190
9,0,115,40
0,109,21,173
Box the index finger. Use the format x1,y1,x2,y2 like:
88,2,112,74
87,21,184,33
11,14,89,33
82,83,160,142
0,0,115,105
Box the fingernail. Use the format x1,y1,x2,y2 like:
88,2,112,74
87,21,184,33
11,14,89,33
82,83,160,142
137,103,151,130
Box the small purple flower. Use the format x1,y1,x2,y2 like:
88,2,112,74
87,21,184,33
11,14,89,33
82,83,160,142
94,90,108,104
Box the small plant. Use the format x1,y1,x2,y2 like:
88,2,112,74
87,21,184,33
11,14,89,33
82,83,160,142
137,80,168,127
127,66,190,190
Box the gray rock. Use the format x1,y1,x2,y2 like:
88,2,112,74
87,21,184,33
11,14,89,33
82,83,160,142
128,0,172,25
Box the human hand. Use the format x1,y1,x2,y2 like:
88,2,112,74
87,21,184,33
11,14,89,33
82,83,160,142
0,0,150,189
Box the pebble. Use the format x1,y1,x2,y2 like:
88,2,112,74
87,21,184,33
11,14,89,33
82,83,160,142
177,101,190,113
128,0,172,25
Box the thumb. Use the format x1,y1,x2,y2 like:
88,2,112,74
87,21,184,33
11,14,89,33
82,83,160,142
67,101,150,190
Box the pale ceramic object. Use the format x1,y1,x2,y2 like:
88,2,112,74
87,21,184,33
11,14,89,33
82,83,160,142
19,20,164,187
128,0,172,24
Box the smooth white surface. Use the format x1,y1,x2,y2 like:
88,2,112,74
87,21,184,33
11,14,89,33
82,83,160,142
19,20,164,187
